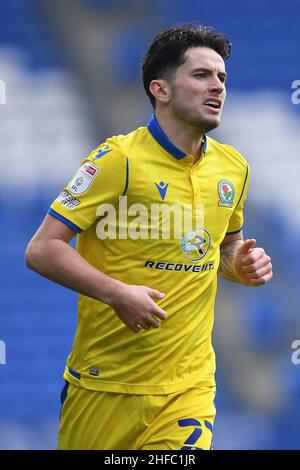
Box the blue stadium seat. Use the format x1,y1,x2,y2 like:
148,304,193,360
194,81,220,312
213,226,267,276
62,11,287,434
0,0,62,69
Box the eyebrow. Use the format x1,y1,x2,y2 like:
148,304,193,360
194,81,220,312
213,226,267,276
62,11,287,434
192,67,228,80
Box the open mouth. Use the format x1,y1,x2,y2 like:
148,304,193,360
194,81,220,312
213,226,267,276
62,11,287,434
203,99,222,110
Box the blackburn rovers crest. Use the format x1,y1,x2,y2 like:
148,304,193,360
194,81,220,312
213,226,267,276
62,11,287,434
218,179,235,207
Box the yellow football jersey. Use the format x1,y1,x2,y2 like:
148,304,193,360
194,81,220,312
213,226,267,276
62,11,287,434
49,114,249,394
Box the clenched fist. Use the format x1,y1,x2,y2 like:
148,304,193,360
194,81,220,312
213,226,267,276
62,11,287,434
234,239,273,287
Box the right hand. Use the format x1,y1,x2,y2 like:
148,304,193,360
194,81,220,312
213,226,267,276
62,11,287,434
109,284,168,333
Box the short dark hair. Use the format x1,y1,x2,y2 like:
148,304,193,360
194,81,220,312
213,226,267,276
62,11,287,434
142,24,231,107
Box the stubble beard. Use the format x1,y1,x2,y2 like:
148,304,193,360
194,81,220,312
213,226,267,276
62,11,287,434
172,97,221,134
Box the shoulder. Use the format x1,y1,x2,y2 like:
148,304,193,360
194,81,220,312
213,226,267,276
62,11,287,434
87,126,148,165
207,136,249,170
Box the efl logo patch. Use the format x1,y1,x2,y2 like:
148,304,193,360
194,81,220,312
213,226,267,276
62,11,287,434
218,179,235,207
69,163,99,195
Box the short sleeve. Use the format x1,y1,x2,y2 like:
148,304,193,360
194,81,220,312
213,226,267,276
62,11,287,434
49,139,128,232
226,164,250,235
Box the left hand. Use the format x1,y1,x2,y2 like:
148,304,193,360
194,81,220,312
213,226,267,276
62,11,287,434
233,239,273,287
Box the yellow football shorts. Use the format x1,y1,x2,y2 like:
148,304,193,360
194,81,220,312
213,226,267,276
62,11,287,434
58,382,216,450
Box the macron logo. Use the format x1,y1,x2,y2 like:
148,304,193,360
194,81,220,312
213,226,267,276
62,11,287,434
155,181,169,201
93,145,112,161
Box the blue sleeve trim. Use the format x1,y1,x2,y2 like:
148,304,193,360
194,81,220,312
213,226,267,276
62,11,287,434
226,227,243,235
122,157,129,196
68,367,81,380
48,208,83,233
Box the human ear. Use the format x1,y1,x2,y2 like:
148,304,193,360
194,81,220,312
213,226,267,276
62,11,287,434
149,79,170,104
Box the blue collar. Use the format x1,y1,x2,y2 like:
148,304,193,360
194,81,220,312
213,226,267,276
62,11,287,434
147,114,207,160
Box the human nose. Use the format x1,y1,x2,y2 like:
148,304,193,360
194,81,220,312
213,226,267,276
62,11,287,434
208,75,225,94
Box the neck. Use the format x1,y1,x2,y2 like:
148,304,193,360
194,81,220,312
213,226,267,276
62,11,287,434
155,110,204,163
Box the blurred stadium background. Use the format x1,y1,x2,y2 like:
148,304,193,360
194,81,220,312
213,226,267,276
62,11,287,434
0,0,300,450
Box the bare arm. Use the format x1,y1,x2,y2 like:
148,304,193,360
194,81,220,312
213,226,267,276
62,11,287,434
219,232,273,286
219,233,244,282
25,215,120,302
25,215,167,332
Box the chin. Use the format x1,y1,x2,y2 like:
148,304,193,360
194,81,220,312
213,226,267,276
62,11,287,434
194,117,220,133
203,119,221,133
188,111,222,132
